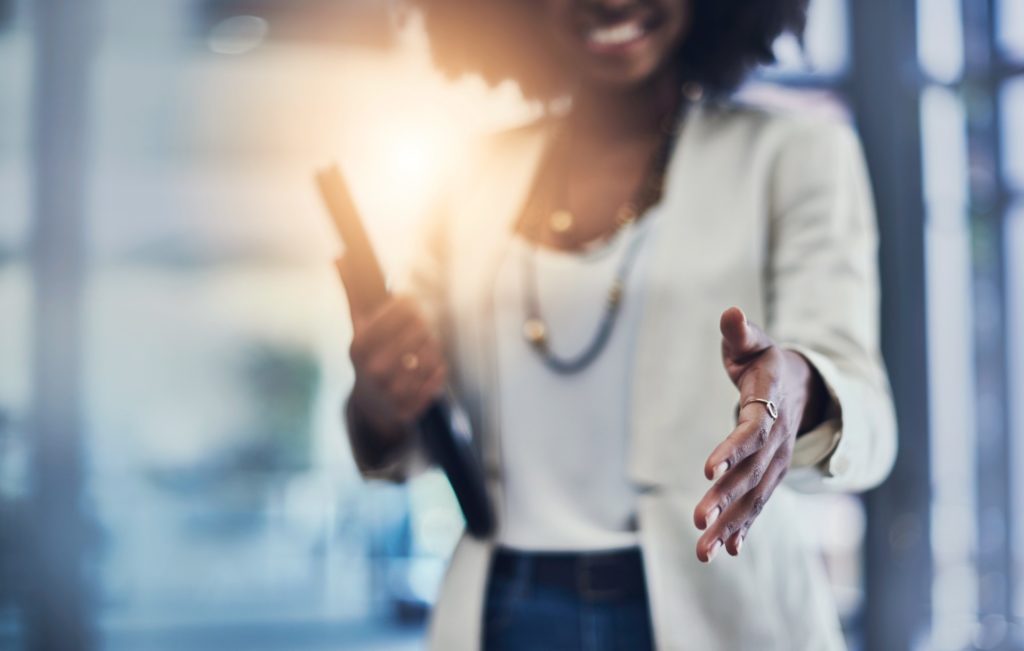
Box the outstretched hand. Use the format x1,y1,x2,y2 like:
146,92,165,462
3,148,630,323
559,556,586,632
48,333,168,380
693,307,825,562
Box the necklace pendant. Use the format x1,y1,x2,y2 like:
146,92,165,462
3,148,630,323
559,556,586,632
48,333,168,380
607,280,624,308
616,203,638,226
522,318,548,347
549,209,574,234
682,81,704,103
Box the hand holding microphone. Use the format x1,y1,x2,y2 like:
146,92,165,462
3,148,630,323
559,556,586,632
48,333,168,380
318,164,495,538
337,255,448,440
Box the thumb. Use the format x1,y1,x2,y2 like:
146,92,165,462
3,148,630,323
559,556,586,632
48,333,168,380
720,306,773,363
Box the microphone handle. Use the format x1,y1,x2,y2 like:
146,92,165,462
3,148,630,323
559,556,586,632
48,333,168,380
418,401,495,538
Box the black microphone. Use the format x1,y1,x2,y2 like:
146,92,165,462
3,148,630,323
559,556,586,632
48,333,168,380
316,164,495,539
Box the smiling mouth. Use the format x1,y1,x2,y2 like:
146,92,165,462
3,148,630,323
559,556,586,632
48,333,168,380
583,16,657,53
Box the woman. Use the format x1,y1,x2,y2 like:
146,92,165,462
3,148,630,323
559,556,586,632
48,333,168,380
340,0,897,649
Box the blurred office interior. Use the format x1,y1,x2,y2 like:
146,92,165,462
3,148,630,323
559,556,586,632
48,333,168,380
0,0,1022,649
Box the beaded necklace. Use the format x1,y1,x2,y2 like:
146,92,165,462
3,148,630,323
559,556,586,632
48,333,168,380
519,99,689,375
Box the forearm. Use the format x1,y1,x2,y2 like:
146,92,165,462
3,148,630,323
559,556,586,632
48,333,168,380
782,349,829,436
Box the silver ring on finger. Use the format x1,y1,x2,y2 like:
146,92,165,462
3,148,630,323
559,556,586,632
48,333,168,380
742,398,778,421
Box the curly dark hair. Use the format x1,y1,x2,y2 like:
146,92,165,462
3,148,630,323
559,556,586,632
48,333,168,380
408,0,809,100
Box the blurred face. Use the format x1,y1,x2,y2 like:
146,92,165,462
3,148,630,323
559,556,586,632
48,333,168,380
536,0,692,90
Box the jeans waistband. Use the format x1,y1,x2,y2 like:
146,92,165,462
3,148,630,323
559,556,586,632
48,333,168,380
490,546,647,602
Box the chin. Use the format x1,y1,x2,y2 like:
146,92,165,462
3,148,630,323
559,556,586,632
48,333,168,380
578,59,667,91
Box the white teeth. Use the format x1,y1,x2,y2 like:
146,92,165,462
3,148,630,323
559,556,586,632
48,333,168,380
588,21,644,46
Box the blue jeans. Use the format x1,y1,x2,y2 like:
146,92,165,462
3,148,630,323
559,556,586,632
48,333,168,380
482,549,655,651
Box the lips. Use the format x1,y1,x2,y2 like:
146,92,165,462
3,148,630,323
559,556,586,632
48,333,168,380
588,20,645,46
581,14,659,54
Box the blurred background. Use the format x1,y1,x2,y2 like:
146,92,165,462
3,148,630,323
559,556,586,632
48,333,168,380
0,0,1021,649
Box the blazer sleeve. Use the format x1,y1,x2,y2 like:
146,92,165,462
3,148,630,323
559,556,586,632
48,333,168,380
765,119,898,493
344,178,454,483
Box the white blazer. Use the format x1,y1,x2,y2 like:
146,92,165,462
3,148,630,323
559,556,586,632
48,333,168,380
351,101,898,650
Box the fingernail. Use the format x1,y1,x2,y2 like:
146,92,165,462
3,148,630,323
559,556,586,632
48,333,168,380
712,461,729,481
735,534,744,554
706,506,720,528
706,539,722,563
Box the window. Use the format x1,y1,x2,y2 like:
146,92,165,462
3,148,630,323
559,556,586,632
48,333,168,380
6,1,1022,649
0,2,33,645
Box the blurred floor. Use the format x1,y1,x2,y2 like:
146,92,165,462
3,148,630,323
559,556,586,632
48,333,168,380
100,619,424,651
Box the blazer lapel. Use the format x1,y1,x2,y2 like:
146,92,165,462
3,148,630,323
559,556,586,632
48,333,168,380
449,121,560,477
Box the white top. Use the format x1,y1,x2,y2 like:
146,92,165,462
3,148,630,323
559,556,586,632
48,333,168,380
491,212,659,551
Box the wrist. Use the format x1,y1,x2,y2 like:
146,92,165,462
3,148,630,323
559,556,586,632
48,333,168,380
782,349,828,435
348,381,412,443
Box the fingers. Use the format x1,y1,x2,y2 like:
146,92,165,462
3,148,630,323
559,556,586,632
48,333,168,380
349,296,421,364
696,419,787,530
719,306,773,366
405,363,448,421
695,450,790,562
386,332,445,418
721,453,790,556
347,291,447,426
702,416,774,481
376,323,431,389
698,422,780,523
695,404,790,563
